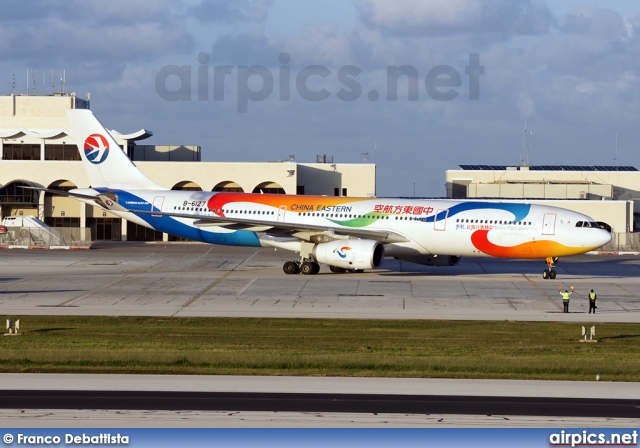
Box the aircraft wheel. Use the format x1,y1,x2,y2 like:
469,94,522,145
550,270,557,279
311,262,321,275
283,261,299,275
329,265,346,273
300,261,317,275
542,269,550,280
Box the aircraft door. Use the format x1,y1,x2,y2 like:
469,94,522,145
542,213,556,235
434,209,448,231
152,196,165,218
277,205,287,222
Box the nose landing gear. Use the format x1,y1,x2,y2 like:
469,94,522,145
542,256,558,279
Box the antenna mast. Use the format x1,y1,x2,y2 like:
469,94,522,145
31,61,36,94
615,130,619,173
520,122,531,167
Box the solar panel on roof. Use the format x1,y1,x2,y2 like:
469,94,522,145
459,164,637,171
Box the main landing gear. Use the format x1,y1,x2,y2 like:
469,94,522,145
282,260,366,275
283,260,320,275
542,256,559,280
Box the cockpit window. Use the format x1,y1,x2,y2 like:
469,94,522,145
576,221,602,229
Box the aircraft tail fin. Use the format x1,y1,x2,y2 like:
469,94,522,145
66,109,165,190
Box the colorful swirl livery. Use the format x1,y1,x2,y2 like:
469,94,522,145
37,110,610,279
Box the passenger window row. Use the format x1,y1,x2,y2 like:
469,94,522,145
455,219,532,225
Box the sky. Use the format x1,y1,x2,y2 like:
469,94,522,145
1,0,639,197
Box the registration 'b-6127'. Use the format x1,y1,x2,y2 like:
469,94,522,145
32,110,612,279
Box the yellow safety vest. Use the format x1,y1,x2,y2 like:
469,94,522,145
560,291,572,301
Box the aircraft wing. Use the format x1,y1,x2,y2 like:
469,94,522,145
131,209,410,243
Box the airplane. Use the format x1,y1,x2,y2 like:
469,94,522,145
33,109,612,279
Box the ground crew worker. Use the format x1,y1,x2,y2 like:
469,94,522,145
589,289,597,314
558,286,574,313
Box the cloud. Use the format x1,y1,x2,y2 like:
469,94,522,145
561,3,625,39
517,92,536,118
353,0,551,36
0,0,185,25
190,0,273,24
0,1,194,65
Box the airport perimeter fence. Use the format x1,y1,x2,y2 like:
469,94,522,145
0,227,92,248
598,232,640,252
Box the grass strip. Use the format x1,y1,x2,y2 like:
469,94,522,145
1,316,639,381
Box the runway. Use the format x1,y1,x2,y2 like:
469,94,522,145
1,374,639,427
0,243,639,427
1,391,637,418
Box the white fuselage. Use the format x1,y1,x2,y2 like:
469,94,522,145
75,188,612,261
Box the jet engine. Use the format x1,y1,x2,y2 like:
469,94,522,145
395,254,461,267
313,239,385,270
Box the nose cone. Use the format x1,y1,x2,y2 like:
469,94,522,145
593,228,612,248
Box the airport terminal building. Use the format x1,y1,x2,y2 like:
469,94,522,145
446,165,639,249
0,93,375,241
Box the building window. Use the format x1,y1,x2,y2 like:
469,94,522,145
252,187,285,194
127,221,163,241
2,144,41,160
45,217,80,227
86,218,121,241
0,181,39,204
45,144,80,161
